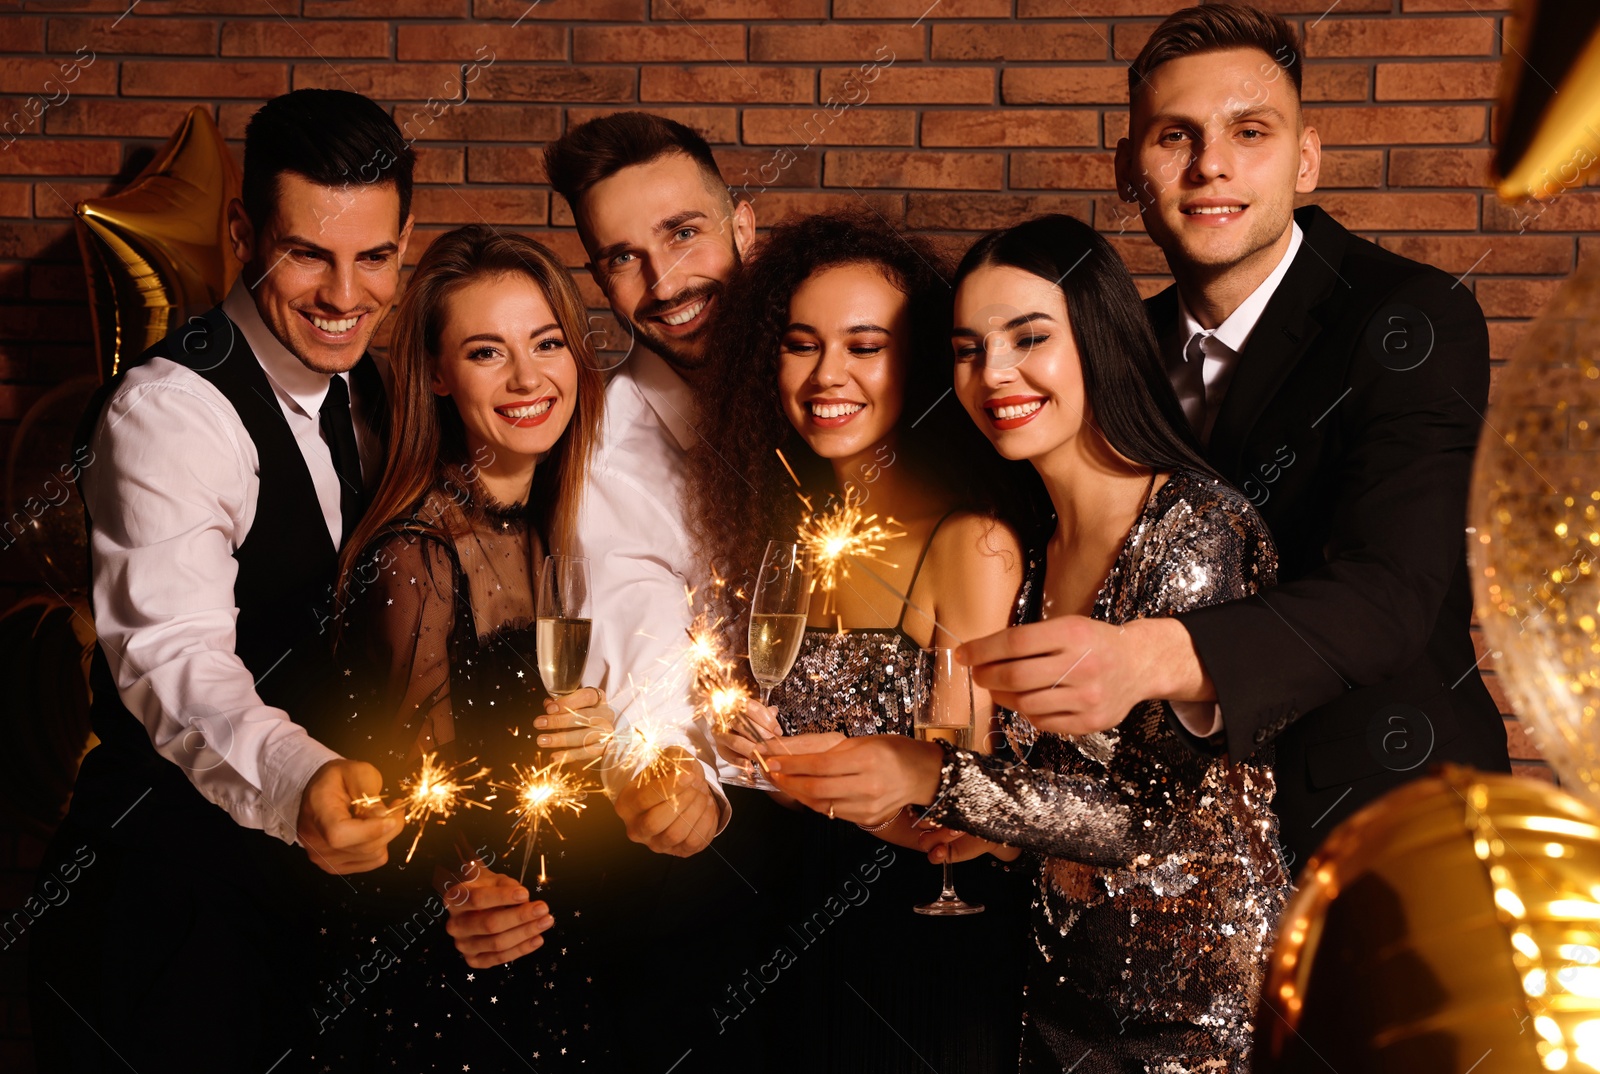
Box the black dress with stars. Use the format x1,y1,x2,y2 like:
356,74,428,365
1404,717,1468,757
304,473,636,1073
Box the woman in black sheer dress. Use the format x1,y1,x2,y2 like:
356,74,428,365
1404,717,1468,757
690,211,1044,1073
767,216,1290,1073
304,225,633,1072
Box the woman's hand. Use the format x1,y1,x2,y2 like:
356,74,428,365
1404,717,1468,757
538,687,614,766
765,735,943,824
915,824,1021,864
436,859,555,969
713,699,783,778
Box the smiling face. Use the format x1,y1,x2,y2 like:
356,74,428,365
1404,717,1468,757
1115,47,1319,276
777,263,911,466
228,171,413,375
952,263,1090,464
430,273,580,472
577,152,754,374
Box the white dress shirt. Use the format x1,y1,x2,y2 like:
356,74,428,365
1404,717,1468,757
1164,222,1302,739
575,349,730,830
81,280,381,845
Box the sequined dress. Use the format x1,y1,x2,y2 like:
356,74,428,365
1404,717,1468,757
304,473,636,1073
766,511,1032,1073
926,470,1289,1074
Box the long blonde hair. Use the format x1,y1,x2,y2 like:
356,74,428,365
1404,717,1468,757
335,226,603,623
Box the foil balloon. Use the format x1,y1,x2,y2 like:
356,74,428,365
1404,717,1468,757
3,376,98,595
1467,255,1600,806
1493,1,1600,201
75,104,240,379
1257,767,1600,1074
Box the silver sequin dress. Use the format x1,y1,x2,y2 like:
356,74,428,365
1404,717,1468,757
926,469,1289,1074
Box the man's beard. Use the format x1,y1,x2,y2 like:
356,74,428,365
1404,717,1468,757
629,244,742,373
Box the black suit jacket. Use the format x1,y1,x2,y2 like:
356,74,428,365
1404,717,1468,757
1148,205,1510,867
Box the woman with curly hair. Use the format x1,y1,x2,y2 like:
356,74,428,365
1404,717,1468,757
688,210,1040,1072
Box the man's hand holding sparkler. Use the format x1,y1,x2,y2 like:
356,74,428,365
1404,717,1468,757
296,757,405,874
438,858,555,969
614,746,719,857
536,687,615,766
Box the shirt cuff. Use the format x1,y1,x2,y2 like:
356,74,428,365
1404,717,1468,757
1170,700,1224,739
259,733,343,846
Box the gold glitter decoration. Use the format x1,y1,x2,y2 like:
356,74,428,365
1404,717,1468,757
1468,255,1600,806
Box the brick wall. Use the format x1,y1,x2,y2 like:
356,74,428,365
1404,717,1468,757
0,0,1566,1066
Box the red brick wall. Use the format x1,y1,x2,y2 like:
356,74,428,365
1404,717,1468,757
0,0,1566,1066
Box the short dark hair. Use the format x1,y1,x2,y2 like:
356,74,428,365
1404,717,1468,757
954,214,1216,484
543,110,728,216
1128,3,1302,105
241,89,414,233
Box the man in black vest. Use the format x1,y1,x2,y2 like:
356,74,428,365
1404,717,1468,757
959,4,1510,868
30,90,412,1072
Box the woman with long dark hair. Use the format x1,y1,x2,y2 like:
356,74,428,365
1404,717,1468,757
688,210,1037,1073
767,215,1290,1073
308,225,624,1071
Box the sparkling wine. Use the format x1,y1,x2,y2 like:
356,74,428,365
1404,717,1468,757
536,616,591,697
748,613,807,687
914,724,972,751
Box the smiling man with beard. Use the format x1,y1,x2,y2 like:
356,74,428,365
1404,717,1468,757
545,114,815,1069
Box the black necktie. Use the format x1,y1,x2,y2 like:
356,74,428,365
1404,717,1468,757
319,374,363,548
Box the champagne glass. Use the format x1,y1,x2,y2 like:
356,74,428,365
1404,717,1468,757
725,541,812,790
913,647,984,916
536,555,591,700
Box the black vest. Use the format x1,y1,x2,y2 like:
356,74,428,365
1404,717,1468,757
81,304,386,797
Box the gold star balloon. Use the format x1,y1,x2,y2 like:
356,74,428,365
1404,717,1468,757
75,105,241,379
1493,0,1600,201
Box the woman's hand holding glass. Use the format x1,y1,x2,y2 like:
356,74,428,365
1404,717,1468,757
765,733,940,824
537,686,614,766
713,699,785,779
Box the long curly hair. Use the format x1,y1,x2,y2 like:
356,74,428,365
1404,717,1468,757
687,209,1044,606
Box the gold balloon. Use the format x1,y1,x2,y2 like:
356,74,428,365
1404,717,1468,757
1493,1,1600,201
74,105,240,379
1467,255,1600,805
1257,767,1600,1074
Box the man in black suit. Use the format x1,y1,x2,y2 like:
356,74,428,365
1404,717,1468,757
29,90,417,1072
959,3,1510,868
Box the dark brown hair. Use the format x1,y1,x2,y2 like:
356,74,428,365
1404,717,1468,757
242,89,414,232
336,226,603,607
543,110,729,217
687,210,1045,606
1128,3,1302,104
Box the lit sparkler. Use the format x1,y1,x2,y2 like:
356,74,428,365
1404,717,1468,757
796,485,905,615
496,759,589,884
394,752,491,864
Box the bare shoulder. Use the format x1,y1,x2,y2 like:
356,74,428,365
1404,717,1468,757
928,509,1022,582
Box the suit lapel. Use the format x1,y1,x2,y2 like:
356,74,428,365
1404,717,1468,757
1204,206,1350,477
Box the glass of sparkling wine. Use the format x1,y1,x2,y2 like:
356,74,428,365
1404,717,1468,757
728,540,812,790
536,555,592,701
914,647,984,916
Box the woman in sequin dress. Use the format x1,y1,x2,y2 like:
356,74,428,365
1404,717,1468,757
768,215,1290,1074
687,211,1045,1073
304,226,635,1072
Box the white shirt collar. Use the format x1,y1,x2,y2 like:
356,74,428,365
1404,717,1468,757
1177,221,1304,357
221,279,350,417
628,348,699,453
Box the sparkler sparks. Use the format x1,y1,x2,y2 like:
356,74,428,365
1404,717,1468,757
394,752,491,864
797,486,905,615
496,760,589,884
